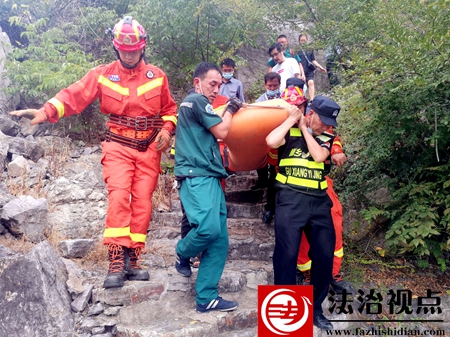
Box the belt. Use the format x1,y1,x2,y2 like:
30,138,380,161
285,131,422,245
109,114,164,130
109,127,151,139
105,129,159,152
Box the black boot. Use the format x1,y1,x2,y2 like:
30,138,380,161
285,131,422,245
127,247,150,281
103,244,127,289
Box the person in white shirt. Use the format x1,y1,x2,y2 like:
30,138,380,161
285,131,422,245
268,43,301,92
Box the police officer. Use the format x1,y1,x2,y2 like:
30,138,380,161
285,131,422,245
266,93,340,330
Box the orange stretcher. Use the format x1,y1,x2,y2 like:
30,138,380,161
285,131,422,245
215,99,291,172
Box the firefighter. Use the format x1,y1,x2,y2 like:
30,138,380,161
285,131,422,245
10,16,177,289
266,87,340,330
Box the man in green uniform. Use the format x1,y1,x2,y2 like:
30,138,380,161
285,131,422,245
174,62,242,313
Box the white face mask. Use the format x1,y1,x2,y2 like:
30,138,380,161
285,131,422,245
307,114,314,135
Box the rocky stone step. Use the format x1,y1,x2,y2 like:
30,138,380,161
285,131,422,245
155,198,267,221
151,210,271,231
225,189,266,204
224,173,258,192
82,260,271,336
80,260,345,337
147,217,275,263
227,202,265,219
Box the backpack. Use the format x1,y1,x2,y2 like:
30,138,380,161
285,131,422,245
300,50,316,71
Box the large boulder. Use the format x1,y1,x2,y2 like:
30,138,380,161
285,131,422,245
0,27,19,116
1,195,49,242
0,241,74,337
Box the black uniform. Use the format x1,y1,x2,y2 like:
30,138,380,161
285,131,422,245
273,127,336,317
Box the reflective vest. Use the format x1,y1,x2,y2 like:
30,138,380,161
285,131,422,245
276,128,334,194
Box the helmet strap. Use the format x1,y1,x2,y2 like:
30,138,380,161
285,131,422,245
114,47,146,69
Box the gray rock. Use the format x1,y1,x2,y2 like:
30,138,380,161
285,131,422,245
7,155,29,177
0,114,21,136
71,284,94,312
58,239,96,258
92,281,165,306
87,302,105,316
0,241,74,337
63,258,85,296
48,177,93,204
91,326,105,334
218,270,245,293
103,306,121,316
7,137,27,156
1,195,48,242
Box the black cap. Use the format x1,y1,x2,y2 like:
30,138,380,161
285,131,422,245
310,96,340,126
286,77,306,89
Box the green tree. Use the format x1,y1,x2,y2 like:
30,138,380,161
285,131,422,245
296,0,450,268
127,0,271,87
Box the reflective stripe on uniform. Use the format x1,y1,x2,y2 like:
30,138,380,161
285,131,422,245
334,247,344,258
297,260,312,271
317,133,334,142
162,115,177,125
290,128,302,137
130,232,147,243
137,77,163,96
279,158,324,170
276,173,328,190
48,97,65,119
333,140,342,148
268,151,278,160
104,226,130,237
104,227,147,243
180,102,193,108
98,75,130,96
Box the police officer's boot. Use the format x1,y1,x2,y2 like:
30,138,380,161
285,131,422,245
103,244,127,289
127,247,150,281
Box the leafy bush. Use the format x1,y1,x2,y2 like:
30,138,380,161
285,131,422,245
298,0,450,268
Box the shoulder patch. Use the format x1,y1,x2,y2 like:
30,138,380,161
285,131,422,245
180,102,193,108
146,70,154,79
205,104,215,114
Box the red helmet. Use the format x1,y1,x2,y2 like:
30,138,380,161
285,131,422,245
112,16,147,52
282,85,307,106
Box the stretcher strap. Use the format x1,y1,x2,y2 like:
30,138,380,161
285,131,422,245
109,114,164,130
105,129,159,152
222,145,229,168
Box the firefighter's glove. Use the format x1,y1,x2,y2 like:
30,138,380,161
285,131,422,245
155,129,171,152
10,109,47,125
225,96,243,115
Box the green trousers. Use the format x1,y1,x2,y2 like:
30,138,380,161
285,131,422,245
176,176,228,304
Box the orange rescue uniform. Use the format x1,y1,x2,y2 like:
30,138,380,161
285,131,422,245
39,60,177,248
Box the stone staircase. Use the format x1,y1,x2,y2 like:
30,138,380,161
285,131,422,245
77,173,335,337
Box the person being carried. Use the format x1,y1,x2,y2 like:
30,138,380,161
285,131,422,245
218,58,245,102
266,93,340,330
174,62,242,313
252,72,283,225
297,34,327,101
10,16,177,289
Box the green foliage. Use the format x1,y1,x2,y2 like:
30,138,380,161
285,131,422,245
128,0,271,87
385,164,450,271
296,0,450,268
